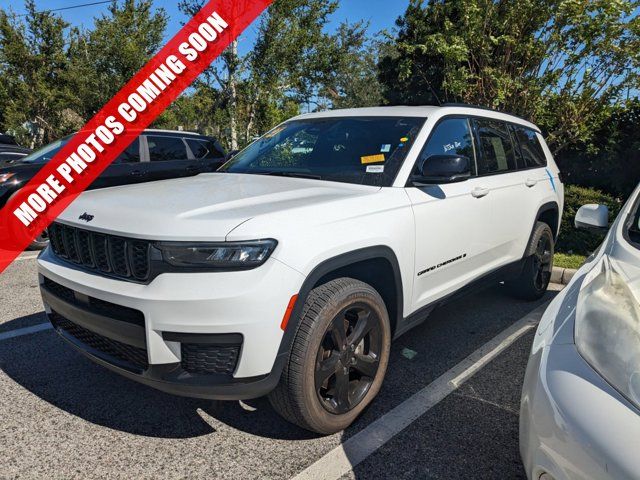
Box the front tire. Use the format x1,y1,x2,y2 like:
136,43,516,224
269,278,391,434
507,222,554,300
28,231,49,250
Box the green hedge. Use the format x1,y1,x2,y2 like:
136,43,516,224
556,185,622,255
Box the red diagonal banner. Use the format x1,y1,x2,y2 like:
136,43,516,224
0,0,273,273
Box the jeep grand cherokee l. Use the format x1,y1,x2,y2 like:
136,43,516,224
37,106,564,434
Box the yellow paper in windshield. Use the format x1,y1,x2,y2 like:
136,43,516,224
361,154,386,165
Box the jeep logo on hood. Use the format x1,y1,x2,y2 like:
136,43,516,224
78,212,94,223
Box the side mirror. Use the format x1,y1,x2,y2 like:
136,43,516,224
414,154,471,185
575,204,609,231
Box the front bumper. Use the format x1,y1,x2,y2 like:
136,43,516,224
38,247,305,400
520,338,640,480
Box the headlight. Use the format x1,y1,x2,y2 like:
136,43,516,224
157,239,277,269
0,172,15,183
575,258,640,409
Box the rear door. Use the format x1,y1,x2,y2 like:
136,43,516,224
471,118,532,265
407,116,496,310
143,134,200,181
89,138,144,190
185,137,226,172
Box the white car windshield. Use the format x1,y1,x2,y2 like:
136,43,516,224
220,117,426,186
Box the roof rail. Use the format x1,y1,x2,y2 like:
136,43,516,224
441,103,533,124
144,128,201,136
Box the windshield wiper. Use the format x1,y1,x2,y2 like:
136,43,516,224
260,171,323,180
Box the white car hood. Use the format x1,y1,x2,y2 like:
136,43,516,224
57,173,379,241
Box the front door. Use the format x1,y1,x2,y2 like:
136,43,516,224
407,117,496,311
89,138,144,190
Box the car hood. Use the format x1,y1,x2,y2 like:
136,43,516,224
57,173,380,241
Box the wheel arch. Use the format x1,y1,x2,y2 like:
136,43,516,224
277,246,404,357
525,202,560,257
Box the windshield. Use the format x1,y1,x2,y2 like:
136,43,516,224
19,136,72,164
220,117,426,186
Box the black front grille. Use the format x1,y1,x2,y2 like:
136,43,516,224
181,343,240,375
48,223,151,281
43,277,144,326
50,311,148,370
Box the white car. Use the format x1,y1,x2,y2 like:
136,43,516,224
37,105,564,434
520,183,640,479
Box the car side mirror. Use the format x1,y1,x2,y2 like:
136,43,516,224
575,204,609,231
414,154,471,185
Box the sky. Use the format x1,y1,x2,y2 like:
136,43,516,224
0,0,409,50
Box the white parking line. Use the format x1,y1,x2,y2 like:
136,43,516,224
0,323,52,342
292,302,547,480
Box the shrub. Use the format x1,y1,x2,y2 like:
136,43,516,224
556,185,622,255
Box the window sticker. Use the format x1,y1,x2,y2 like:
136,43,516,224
380,144,391,153
366,165,384,173
443,141,462,153
361,154,386,164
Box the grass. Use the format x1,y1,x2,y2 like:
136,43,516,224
554,253,586,270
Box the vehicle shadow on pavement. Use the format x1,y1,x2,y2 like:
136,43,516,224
0,312,45,334
1,285,557,448
0,314,316,440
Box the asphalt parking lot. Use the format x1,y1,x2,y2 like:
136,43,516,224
0,251,561,479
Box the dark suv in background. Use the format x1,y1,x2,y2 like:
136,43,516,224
0,129,227,248
0,134,31,166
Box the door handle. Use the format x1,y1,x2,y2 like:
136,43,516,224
131,170,144,176
525,178,538,188
471,187,490,198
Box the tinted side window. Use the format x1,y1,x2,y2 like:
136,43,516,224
186,139,225,159
115,138,140,163
147,136,189,162
417,118,476,175
473,119,517,175
513,126,547,168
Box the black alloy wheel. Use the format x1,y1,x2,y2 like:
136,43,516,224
315,303,382,414
533,233,553,291
269,277,391,434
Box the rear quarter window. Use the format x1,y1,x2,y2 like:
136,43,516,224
186,139,225,159
513,126,547,168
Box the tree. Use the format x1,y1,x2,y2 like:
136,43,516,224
316,22,384,110
73,0,168,118
558,99,640,198
0,0,80,146
0,0,167,147
379,0,640,153
173,0,381,150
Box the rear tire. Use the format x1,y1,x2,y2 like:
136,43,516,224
507,222,554,300
269,278,391,435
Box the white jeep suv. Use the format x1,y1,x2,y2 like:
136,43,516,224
38,106,564,434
